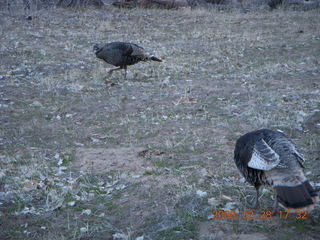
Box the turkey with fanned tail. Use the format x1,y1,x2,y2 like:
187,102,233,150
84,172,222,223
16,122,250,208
234,129,318,213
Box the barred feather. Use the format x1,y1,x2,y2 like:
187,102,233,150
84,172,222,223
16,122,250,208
234,129,318,212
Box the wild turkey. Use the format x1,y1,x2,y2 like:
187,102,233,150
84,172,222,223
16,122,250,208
234,129,318,213
93,42,162,79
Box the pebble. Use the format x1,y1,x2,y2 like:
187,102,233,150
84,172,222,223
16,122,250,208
221,195,232,201
145,167,155,174
208,197,219,207
57,159,63,166
113,233,126,239
196,190,207,198
30,101,42,107
222,202,237,211
98,212,105,217
115,184,126,190
82,209,92,215
67,201,76,207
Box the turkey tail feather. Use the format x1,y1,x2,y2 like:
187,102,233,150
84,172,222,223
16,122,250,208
149,56,162,62
275,181,318,210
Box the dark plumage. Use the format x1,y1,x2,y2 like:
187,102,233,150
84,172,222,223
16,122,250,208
93,42,162,79
234,129,318,213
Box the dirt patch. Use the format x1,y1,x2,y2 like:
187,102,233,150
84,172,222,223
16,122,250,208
303,111,320,134
224,233,270,240
73,147,151,175
199,221,271,239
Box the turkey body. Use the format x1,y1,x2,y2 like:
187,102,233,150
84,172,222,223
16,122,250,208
234,129,318,212
93,42,162,79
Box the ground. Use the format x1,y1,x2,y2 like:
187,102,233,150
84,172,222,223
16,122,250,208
0,5,319,240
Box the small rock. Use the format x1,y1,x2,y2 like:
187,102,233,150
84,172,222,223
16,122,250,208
98,181,105,186
82,209,92,215
198,178,205,184
0,104,8,108
208,197,219,207
0,171,6,179
23,180,37,191
67,201,76,207
119,173,128,179
59,166,67,171
145,167,155,174
74,142,84,147
115,184,126,190
221,194,232,201
98,212,105,217
107,187,114,194
200,168,209,177
91,137,99,143
236,233,269,240
30,101,42,107
196,190,207,198
18,207,38,215
298,111,308,117
57,159,63,166
113,233,126,239
223,202,237,211
23,230,31,235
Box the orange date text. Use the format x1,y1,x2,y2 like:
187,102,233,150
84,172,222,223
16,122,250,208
209,210,308,220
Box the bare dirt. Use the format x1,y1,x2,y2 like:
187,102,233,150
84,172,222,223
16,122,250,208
74,147,151,174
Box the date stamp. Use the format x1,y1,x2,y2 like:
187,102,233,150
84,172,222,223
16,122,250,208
209,210,308,220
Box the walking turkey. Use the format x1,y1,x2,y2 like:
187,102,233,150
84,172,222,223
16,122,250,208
234,129,318,213
93,42,162,80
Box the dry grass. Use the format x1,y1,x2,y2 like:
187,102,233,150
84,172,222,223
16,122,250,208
0,5,320,240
